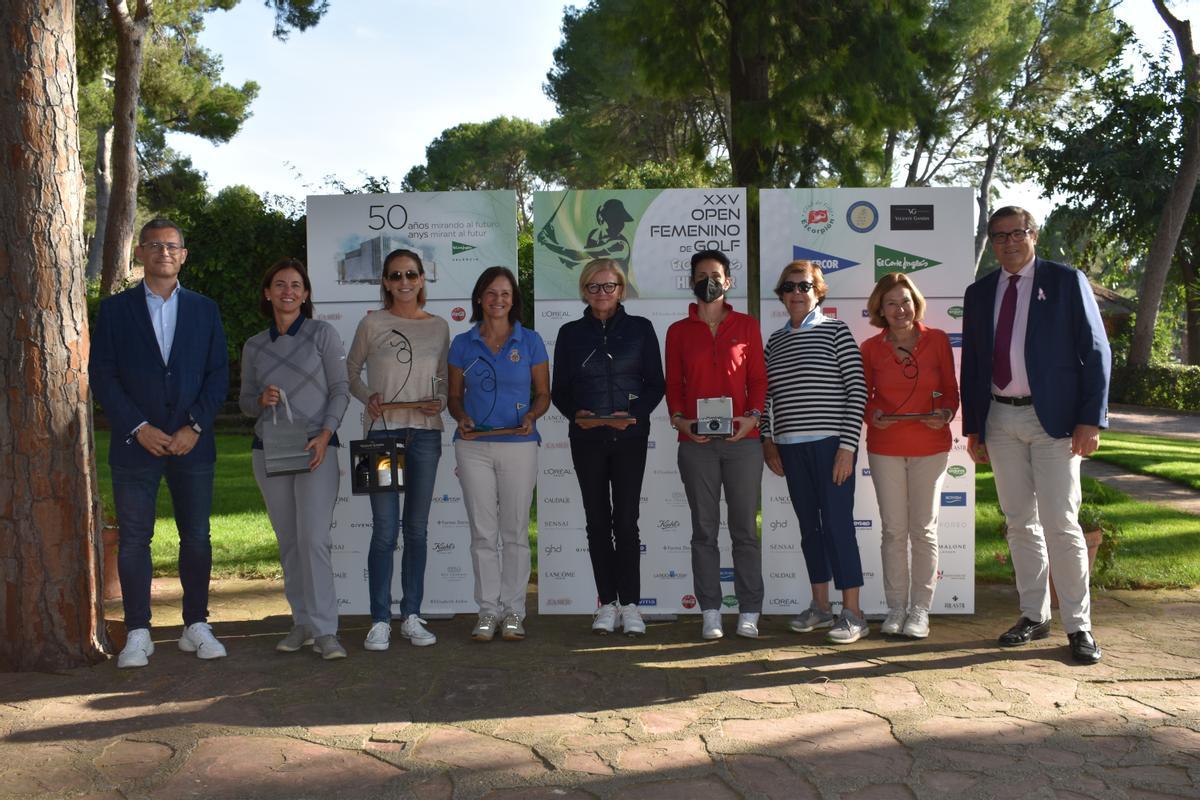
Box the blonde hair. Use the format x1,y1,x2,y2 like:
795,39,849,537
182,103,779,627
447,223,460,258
774,260,828,303
866,272,927,328
578,258,627,302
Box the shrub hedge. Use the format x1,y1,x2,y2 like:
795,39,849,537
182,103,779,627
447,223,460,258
1110,363,1200,411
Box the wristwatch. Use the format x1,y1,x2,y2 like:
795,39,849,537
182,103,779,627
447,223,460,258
190,418,203,434
746,409,762,419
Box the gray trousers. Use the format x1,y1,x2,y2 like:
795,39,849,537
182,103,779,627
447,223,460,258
252,449,340,636
678,438,764,613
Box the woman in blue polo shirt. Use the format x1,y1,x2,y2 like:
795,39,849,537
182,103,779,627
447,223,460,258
448,266,550,642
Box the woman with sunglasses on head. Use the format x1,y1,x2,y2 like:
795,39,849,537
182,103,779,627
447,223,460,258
762,260,868,644
448,266,550,643
347,249,449,651
550,259,664,636
241,259,350,659
860,272,959,639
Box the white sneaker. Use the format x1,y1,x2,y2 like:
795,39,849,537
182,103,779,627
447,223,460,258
592,602,619,634
827,609,869,644
881,608,907,636
620,603,646,636
117,628,154,668
400,615,436,647
701,609,723,640
178,622,227,659
903,608,930,639
736,612,760,638
364,621,391,651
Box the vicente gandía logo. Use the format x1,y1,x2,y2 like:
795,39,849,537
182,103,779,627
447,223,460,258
874,245,942,280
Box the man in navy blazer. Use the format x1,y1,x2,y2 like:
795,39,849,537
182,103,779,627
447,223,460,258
961,206,1110,664
91,219,230,668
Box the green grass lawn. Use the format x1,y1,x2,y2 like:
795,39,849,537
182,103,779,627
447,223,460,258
973,463,1200,590
97,434,1199,588
1089,431,1200,491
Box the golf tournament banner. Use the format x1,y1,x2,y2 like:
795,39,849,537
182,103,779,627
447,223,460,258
306,190,518,617
534,189,749,615
759,187,976,615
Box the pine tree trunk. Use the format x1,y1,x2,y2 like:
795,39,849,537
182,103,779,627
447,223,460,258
86,123,114,281
0,0,108,670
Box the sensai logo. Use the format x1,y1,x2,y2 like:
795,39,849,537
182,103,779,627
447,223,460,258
947,305,965,319
769,543,796,551
543,520,569,528
948,333,963,348
874,245,942,280
541,310,571,320
768,519,789,531
657,519,681,530
769,571,796,580
946,465,967,478
890,204,934,230
719,567,735,582
432,542,455,553
542,496,571,504
853,519,873,528
941,492,967,506
543,467,573,478
791,246,859,275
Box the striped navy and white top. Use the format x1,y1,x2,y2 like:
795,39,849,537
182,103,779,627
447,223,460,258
763,309,867,451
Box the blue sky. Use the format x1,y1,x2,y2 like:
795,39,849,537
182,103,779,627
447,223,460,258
167,0,1199,220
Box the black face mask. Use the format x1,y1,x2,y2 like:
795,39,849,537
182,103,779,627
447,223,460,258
693,276,726,304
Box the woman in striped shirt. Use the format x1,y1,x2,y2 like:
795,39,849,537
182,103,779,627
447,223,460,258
762,260,868,643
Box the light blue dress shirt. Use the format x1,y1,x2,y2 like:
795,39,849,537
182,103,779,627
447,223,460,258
144,280,181,363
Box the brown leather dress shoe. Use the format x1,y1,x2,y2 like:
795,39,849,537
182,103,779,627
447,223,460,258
1068,630,1102,664
998,616,1051,647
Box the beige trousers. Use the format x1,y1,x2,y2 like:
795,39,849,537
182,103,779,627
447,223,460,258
868,451,948,612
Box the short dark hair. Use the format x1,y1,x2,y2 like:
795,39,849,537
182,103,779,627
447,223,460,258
987,205,1039,236
259,258,314,319
139,217,185,247
380,248,427,308
469,266,522,324
690,249,730,280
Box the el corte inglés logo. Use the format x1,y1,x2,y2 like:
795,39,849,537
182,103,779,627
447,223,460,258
451,241,476,255
874,245,942,279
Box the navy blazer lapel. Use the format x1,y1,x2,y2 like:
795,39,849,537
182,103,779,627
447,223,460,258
979,268,1000,358
1026,258,1047,348
167,287,189,368
128,284,167,368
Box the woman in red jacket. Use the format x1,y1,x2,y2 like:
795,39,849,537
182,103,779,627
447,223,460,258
861,273,959,640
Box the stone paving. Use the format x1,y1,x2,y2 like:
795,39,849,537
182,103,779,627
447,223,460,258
2,579,1199,799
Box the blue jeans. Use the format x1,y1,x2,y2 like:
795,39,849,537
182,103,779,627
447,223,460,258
367,428,441,620
778,437,863,590
111,459,215,631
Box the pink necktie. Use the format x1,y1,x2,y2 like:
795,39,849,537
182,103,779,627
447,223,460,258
992,274,1020,389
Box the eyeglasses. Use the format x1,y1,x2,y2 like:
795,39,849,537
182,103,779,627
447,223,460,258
585,282,620,295
988,229,1031,244
778,281,814,294
140,241,183,253
387,270,421,282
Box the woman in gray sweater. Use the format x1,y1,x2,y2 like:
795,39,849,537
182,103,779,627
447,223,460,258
240,259,350,659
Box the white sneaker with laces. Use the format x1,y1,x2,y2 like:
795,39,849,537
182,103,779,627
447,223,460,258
592,602,619,634
701,609,724,640
118,628,154,668
827,609,869,644
620,603,646,636
736,612,760,638
400,614,437,646
881,608,907,636
364,621,391,651
178,622,227,659
903,608,930,639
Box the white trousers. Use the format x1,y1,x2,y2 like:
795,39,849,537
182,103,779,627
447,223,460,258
454,440,537,619
867,451,948,612
986,402,1090,633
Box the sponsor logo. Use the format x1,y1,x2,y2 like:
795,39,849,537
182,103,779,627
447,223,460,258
941,492,967,507
947,333,962,348
317,312,342,321
770,597,800,607
662,544,691,553
769,542,796,551
545,570,576,579
543,520,569,528
846,200,879,233
544,412,566,425
768,495,790,504
722,595,739,608
639,598,658,607
946,465,967,478
543,544,562,555
432,493,462,503
940,520,970,529
943,601,967,610
791,245,860,275
657,519,681,530
824,306,838,319
853,519,873,528
542,496,571,504
647,441,656,449
681,594,697,609
719,567,735,582
350,522,372,529
541,310,572,320
862,467,872,476
546,597,572,606
939,542,969,551
432,542,455,554
768,519,789,531
451,240,476,254
542,467,574,478
640,543,647,553
947,305,965,319
331,572,347,580
544,441,571,449
769,571,796,579
874,245,942,280
337,597,352,606
451,307,466,322
802,202,835,234
890,204,935,230
653,468,678,476
653,569,689,580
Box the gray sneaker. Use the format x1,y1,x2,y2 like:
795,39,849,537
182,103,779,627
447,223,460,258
788,603,836,633
500,613,525,641
881,608,907,636
472,614,498,642
827,609,869,644
276,625,313,653
312,634,347,660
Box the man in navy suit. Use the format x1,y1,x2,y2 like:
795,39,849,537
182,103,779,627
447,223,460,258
961,206,1111,664
91,219,229,668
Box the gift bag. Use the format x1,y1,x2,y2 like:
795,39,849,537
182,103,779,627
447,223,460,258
262,388,312,476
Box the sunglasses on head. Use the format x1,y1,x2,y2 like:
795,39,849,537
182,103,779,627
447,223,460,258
387,270,421,282
778,280,814,294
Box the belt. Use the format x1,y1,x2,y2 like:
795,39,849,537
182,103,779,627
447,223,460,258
992,394,1033,407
